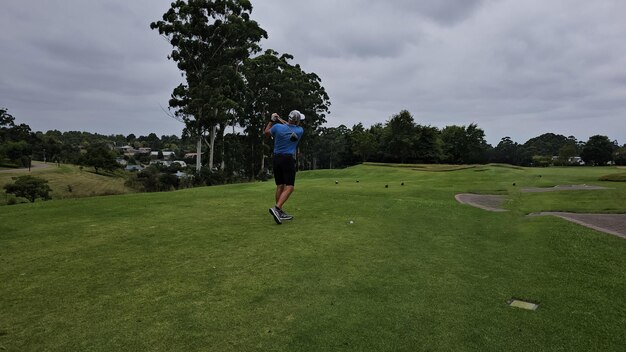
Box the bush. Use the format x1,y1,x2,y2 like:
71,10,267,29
178,174,195,189
197,166,226,186
531,155,552,167
3,175,52,202
256,168,271,182
124,173,145,191
125,165,187,192
135,166,162,192
615,147,626,166
6,196,17,205
159,172,179,191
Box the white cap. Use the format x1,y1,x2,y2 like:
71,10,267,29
288,110,302,122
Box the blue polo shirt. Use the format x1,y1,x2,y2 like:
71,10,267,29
270,123,304,155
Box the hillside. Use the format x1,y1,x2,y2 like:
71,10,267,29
0,162,132,204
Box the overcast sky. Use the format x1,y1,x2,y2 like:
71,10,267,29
1,0,625,145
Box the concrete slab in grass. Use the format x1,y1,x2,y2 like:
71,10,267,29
455,194,508,212
528,212,626,239
508,299,539,311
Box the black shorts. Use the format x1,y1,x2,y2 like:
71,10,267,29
273,154,296,186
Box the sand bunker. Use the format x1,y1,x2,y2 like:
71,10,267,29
455,194,508,212
528,212,626,239
521,184,609,193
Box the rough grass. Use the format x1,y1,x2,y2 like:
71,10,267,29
364,162,479,172
599,173,626,182
486,163,526,170
1,164,625,351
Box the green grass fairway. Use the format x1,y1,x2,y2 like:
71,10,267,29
1,164,625,351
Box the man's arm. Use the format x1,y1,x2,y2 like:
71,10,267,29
264,113,279,137
264,121,273,138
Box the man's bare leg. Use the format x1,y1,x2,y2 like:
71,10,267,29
276,185,294,209
275,184,284,205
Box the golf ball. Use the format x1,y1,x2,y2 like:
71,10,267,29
349,220,354,224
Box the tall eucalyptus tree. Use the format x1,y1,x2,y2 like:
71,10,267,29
151,0,267,171
241,49,330,177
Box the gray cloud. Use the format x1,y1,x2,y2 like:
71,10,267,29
255,0,626,144
1,0,625,145
1,0,182,134
389,0,486,24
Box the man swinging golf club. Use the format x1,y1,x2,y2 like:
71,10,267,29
265,110,305,224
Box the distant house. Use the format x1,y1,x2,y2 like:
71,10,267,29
172,160,187,168
184,152,199,159
175,171,191,179
150,160,171,167
115,158,128,166
117,145,136,156
568,156,585,165
137,147,152,154
150,151,176,160
125,165,144,172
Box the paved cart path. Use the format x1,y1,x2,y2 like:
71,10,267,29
0,162,51,173
455,194,508,212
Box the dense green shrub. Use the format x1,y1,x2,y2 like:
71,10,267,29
3,175,52,202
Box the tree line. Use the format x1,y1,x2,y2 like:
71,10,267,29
1,107,186,168
3,105,624,174
311,110,626,168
